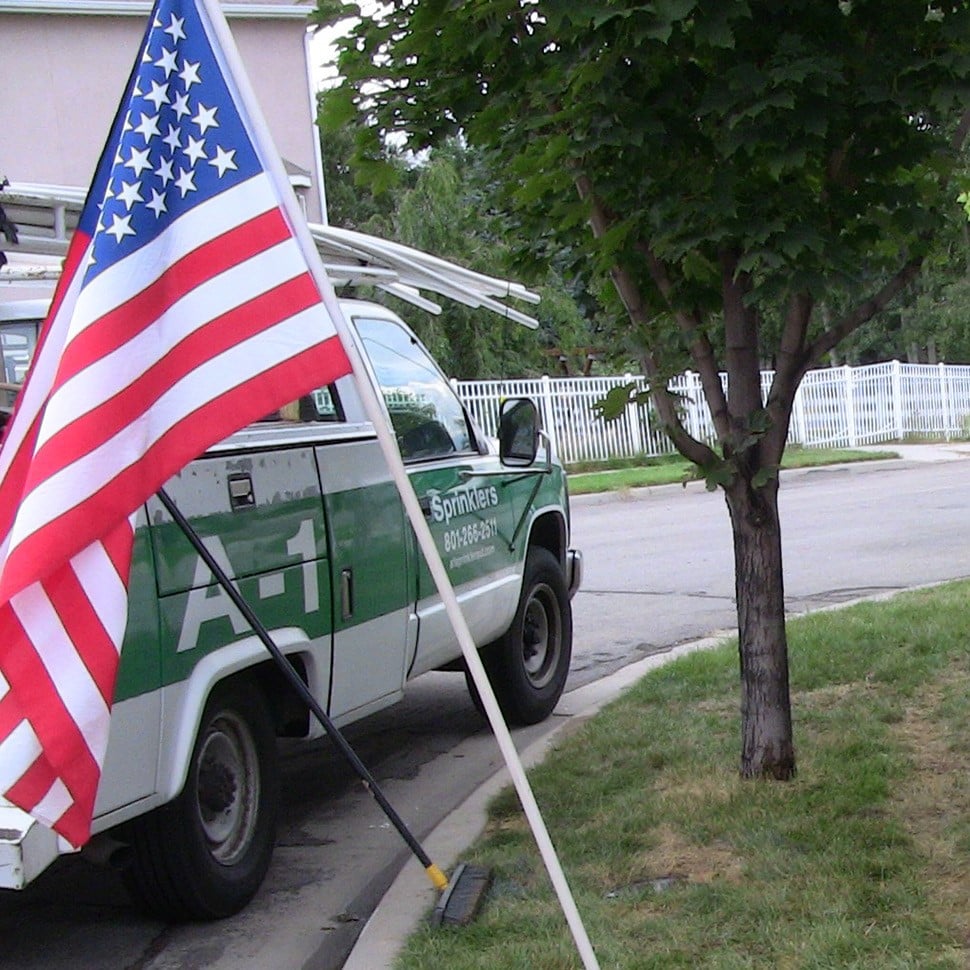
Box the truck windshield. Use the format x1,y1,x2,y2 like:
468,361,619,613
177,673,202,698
355,316,474,462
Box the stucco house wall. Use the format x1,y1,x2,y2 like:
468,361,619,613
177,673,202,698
0,0,325,221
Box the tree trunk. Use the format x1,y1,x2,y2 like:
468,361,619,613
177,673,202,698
723,472,796,780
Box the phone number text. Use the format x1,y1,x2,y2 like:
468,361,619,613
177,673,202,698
442,517,499,553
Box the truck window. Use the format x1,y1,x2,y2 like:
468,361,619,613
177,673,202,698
257,385,343,423
355,316,474,462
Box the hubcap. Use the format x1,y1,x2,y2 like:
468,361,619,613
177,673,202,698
521,582,562,689
195,711,260,866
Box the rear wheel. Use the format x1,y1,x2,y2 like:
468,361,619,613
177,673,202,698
121,680,279,920
466,546,572,725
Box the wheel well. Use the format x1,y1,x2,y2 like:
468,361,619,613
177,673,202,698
228,657,311,738
527,511,566,566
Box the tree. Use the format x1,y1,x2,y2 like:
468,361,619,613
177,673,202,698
315,89,413,233
320,0,970,779
318,92,597,377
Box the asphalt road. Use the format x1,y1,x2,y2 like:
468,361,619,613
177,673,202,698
2,450,969,970
571,449,970,686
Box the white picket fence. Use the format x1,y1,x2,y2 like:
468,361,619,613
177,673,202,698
456,360,970,465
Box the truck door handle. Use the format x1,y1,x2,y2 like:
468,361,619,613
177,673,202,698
228,473,255,510
419,496,432,517
340,568,353,620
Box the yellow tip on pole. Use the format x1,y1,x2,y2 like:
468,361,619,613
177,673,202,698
426,863,449,891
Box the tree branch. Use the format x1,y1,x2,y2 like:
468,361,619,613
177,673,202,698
573,172,719,467
633,239,731,440
720,250,762,425
762,291,814,463
952,107,970,153
807,257,923,364
771,292,814,404
638,350,718,468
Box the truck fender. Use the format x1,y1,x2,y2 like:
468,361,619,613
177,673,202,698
519,505,567,564
154,627,311,804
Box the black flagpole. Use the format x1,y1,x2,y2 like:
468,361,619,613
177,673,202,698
155,486,449,891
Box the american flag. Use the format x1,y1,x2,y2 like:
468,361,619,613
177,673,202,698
0,0,351,847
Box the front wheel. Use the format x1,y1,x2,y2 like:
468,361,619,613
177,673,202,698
121,680,280,920
467,546,573,725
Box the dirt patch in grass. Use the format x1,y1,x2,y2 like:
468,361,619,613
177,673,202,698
633,822,745,887
654,767,739,807
797,679,868,709
891,668,970,957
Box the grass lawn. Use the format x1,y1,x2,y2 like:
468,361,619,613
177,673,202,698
396,581,970,968
567,448,898,496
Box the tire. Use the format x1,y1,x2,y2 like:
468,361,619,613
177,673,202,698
121,680,280,921
466,546,573,725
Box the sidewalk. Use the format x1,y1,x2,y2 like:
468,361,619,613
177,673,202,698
856,441,970,462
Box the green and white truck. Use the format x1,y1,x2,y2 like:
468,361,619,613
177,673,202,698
0,186,580,920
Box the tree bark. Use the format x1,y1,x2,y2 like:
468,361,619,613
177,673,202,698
573,172,799,781
723,472,795,780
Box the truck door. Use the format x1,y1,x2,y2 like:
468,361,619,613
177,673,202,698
317,433,415,723
352,315,522,672
148,442,334,710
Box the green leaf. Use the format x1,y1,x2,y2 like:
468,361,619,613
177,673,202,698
751,466,778,489
319,88,357,131
592,382,639,421
644,0,697,42
681,250,719,283
701,459,736,491
693,7,739,49
353,157,400,195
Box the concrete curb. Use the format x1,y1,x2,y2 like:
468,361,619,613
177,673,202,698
342,635,725,969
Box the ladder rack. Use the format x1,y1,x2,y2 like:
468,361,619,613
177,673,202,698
0,182,539,327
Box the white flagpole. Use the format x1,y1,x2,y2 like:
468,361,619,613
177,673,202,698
198,2,598,966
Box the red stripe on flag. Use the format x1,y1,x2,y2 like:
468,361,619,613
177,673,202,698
51,800,96,849
7,227,91,414
0,689,24,742
0,597,102,830
0,228,93,535
2,335,350,592
6,753,58,813
0,229,91,510
7,750,98,849
53,209,291,379
28,272,322,484
44,230,92,342
101,520,135,579
47,565,125,706
0,599,101,778
0,417,42,542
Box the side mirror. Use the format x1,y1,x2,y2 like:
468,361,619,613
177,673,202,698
498,397,540,466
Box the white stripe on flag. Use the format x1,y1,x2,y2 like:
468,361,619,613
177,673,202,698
11,581,112,761
0,720,42,792
73,174,281,331
0,244,93,560
30,778,74,831
0,247,89,445
72,533,131,656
